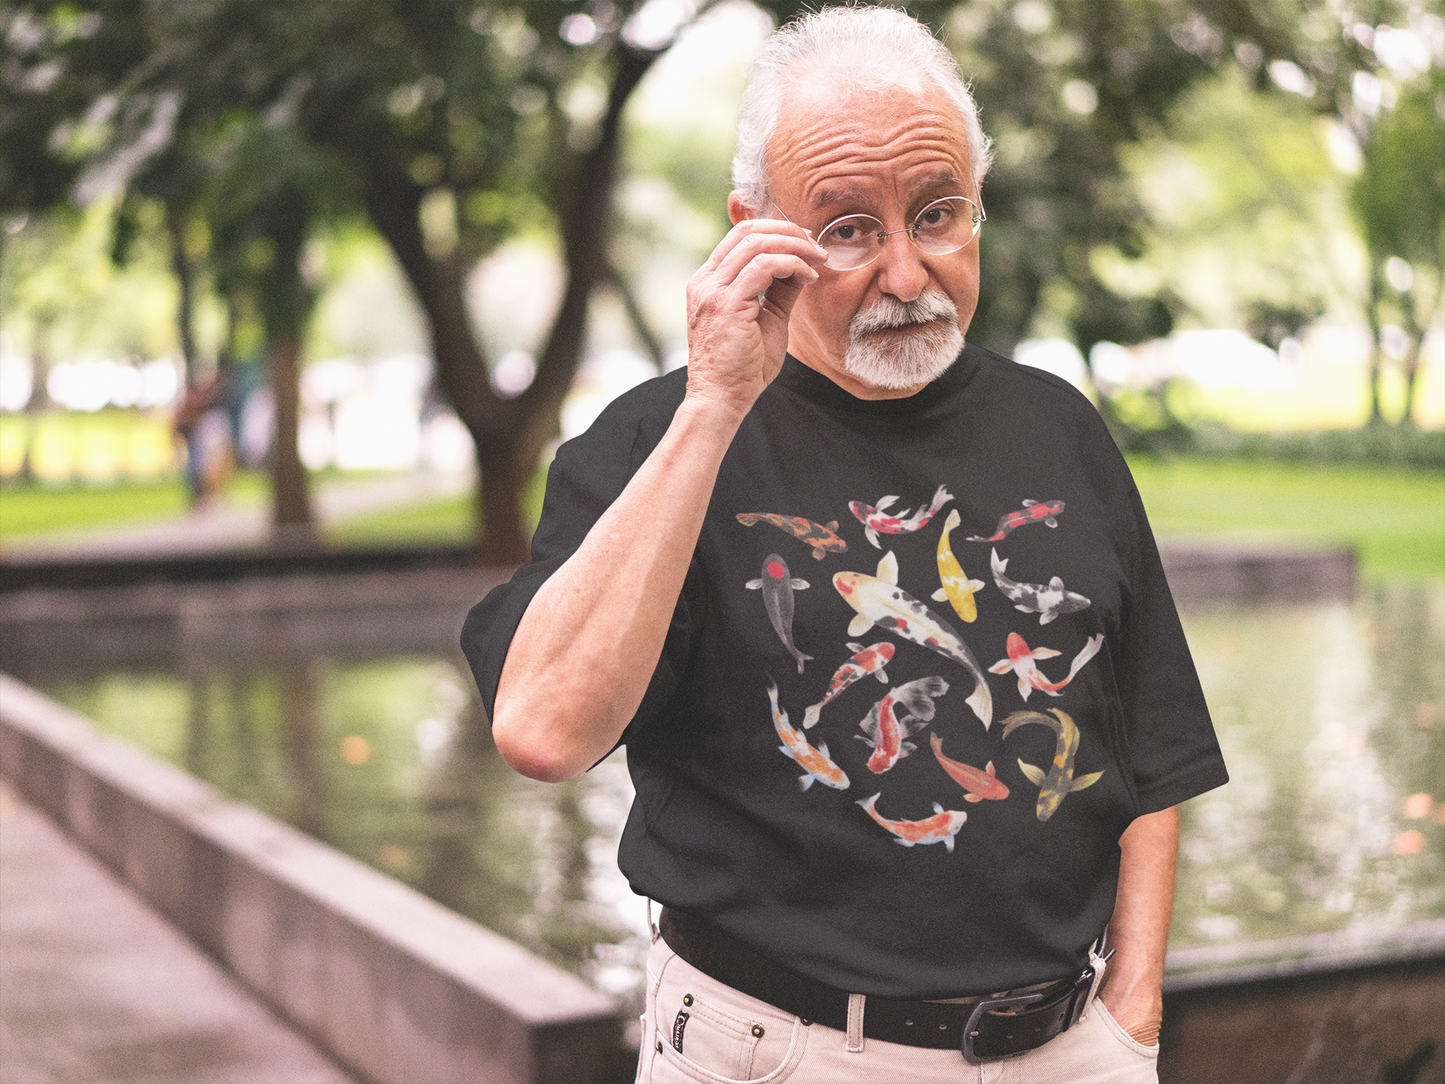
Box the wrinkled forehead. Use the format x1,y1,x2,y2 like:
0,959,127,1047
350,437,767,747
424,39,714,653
767,77,975,214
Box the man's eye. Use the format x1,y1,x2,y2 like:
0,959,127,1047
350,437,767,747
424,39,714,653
917,205,954,230
828,224,859,242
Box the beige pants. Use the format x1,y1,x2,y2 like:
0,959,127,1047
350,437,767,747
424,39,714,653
635,938,1159,1084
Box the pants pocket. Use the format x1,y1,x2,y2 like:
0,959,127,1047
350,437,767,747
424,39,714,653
639,944,807,1084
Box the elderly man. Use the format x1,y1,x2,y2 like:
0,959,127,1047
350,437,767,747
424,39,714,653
463,6,1226,1081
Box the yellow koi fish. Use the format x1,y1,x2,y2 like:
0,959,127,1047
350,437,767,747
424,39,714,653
767,680,850,792
1000,707,1104,822
931,509,986,622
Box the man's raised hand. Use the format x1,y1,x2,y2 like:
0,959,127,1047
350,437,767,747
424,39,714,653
683,214,828,421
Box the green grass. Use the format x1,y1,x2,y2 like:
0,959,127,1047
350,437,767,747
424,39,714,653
327,492,475,548
0,472,268,541
1128,456,1445,578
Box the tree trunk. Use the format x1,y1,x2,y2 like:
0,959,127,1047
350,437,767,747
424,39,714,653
1366,263,1385,425
167,199,199,385
268,332,316,547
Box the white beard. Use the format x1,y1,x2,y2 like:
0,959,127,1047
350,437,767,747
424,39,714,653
842,292,964,391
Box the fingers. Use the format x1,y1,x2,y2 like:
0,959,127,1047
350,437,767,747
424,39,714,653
700,218,828,281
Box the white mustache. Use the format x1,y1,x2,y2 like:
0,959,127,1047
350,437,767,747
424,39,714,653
851,292,958,335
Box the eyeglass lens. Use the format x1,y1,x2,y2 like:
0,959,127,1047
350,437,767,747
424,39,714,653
817,196,982,271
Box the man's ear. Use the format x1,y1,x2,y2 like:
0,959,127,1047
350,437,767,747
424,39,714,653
727,191,756,226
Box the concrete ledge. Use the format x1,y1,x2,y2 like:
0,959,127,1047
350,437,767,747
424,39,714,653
0,672,619,1084
1157,542,1355,602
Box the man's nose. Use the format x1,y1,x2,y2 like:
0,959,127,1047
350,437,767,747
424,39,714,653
875,230,929,302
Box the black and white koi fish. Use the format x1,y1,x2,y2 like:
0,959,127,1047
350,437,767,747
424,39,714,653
989,549,1091,626
833,551,993,729
747,554,813,673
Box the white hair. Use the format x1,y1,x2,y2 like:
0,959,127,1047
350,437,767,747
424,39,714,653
732,5,994,213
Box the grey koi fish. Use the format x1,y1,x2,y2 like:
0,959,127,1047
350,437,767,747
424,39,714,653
990,549,1090,625
1001,707,1104,822
747,554,813,673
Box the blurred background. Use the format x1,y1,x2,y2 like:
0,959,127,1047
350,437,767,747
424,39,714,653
0,2,1441,1081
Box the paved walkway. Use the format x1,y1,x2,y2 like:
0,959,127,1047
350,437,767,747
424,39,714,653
0,782,357,1084
1,469,473,561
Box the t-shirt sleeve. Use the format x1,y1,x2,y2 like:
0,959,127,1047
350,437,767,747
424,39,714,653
1114,483,1230,813
458,379,695,741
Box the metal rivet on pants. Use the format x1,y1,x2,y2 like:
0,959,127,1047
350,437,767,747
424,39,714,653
751,1024,765,1038
800,1018,811,1026
682,994,693,1006
656,1042,663,1053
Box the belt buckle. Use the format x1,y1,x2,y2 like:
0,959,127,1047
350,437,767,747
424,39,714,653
961,990,1046,1063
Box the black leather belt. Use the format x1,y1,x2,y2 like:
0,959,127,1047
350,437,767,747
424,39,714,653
658,907,1099,1062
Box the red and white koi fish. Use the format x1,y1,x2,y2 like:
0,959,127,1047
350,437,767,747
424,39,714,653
736,513,848,560
802,641,895,729
747,554,813,673
833,551,994,729
767,680,849,792
1001,707,1103,822
989,632,1104,701
932,509,985,622
857,792,968,852
966,499,1066,543
855,676,949,773
850,484,954,548
929,733,1009,802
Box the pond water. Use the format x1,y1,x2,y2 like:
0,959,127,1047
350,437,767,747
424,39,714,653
22,578,1445,1008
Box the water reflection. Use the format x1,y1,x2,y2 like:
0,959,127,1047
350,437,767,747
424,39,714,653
24,579,1444,999
1172,579,1445,954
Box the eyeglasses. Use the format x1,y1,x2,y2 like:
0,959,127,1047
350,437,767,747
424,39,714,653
772,195,985,272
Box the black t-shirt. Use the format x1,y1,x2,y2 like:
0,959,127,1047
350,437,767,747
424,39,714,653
462,345,1228,999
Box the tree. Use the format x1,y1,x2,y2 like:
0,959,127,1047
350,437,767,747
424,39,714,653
1352,70,1445,426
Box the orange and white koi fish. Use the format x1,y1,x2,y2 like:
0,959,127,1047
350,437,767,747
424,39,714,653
856,676,949,773
989,632,1104,701
747,554,812,674
1001,707,1103,822
802,641,895,729
767,680,850,792
850,484,953,548
833,551,994,729
929,733,1009,802
966,499,1066,543
736,513,848,560
857,792,968,851
932,509,985,622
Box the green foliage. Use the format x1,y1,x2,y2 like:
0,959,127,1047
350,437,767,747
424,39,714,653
1128,455,1445,577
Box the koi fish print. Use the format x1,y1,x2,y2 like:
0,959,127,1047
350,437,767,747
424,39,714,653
802,642,895,729
990,549,1091,626
833,551,994,729
747,554,812,674
736,513,848,560
1001,708,1104,822
767,680,849,792
850,484,953,548
966,499,1066,543
857,793,968,851
932,509,985,622
855,676,949,774
929,733,1009,802
990,632,1105,701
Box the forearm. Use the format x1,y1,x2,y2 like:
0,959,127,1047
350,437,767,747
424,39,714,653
491,397,743,782
1099,804,1179,1045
